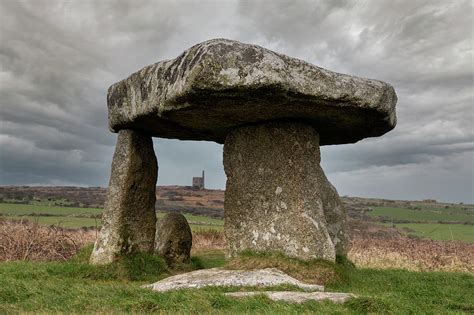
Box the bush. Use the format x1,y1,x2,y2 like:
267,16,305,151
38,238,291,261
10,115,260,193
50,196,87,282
0,219,95,262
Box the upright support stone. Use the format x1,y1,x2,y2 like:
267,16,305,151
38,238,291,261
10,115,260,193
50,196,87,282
90,129,158,265
321,180,349,257
224,122,347,261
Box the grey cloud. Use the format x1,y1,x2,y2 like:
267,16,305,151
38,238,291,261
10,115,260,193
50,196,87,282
0,0,472,202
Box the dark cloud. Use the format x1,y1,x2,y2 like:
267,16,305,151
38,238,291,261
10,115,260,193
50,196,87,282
0,0,472,203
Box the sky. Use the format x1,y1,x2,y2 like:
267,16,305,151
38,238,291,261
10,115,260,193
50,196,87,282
0,0,473,203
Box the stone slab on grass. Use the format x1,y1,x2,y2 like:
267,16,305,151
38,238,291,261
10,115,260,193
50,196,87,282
142,268,324,292
225,291,356,304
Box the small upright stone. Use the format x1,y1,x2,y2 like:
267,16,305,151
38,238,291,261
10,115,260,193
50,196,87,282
90,129,158,265
155,213,192,266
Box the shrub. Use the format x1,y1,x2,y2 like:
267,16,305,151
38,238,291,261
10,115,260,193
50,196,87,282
0,219,95,262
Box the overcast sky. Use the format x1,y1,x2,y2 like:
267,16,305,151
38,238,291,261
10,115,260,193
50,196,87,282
1,0,473,203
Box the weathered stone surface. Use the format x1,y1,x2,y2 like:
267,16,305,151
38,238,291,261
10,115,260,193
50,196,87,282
107,39,397,145
155,213,192,266
321,178,349,257
224,122,348,261
90,129,157,265
143,268,324,292
225,291,356,304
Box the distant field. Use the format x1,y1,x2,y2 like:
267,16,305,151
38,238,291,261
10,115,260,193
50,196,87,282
3,203,473,240
0,203,102,216
391,223,474,243
5,215,99,229
368,206,474,223
0,203,223,231
156,212,223,226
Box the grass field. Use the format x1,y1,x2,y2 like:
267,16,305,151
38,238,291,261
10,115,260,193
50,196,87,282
393,223,474,243
0,248,473,313
3,203,474,240
0,203,102,216
5,215,100,229
157,212,223,226
0,203,223,231
370,206,474,243
368,206,474,223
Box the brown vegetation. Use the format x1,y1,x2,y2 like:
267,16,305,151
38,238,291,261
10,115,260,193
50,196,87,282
192,221,474,273
0,218,95,261
349,236,474,273
349,222,474,273
192,229,226,249
1,218,472,274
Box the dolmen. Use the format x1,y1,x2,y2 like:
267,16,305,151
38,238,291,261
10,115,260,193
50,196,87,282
90,39,397,264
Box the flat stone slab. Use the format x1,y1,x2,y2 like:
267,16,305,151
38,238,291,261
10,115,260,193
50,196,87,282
225,291,356,304
107,38,397,145
142,268,324,292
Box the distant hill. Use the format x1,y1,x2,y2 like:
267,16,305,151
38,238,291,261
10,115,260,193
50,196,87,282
1,185,472,242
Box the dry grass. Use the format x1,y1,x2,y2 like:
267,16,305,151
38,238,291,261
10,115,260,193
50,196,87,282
348,219,474,273
192,229,226,249
2,218,473,273
0,218,95,262
349,236,474,273
192,225,474,273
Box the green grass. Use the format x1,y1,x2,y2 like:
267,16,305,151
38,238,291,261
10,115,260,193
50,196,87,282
1,249,473,314
0,204,223,224
5,215,223,231
3,198,82,207
5,215,222,230
191,225,223,232
369,206,474,223
0,202,224,230
0,203,102,216
392,223,474,243
30,198,82,207
157,212,223,226
191,249,227,269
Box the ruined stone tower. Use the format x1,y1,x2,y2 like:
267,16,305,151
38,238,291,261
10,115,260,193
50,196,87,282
192,170,205,190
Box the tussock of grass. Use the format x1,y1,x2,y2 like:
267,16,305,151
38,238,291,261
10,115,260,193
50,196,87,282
345,296,393,313
225,250,351,285
191,249,226,269
47,244,169,282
